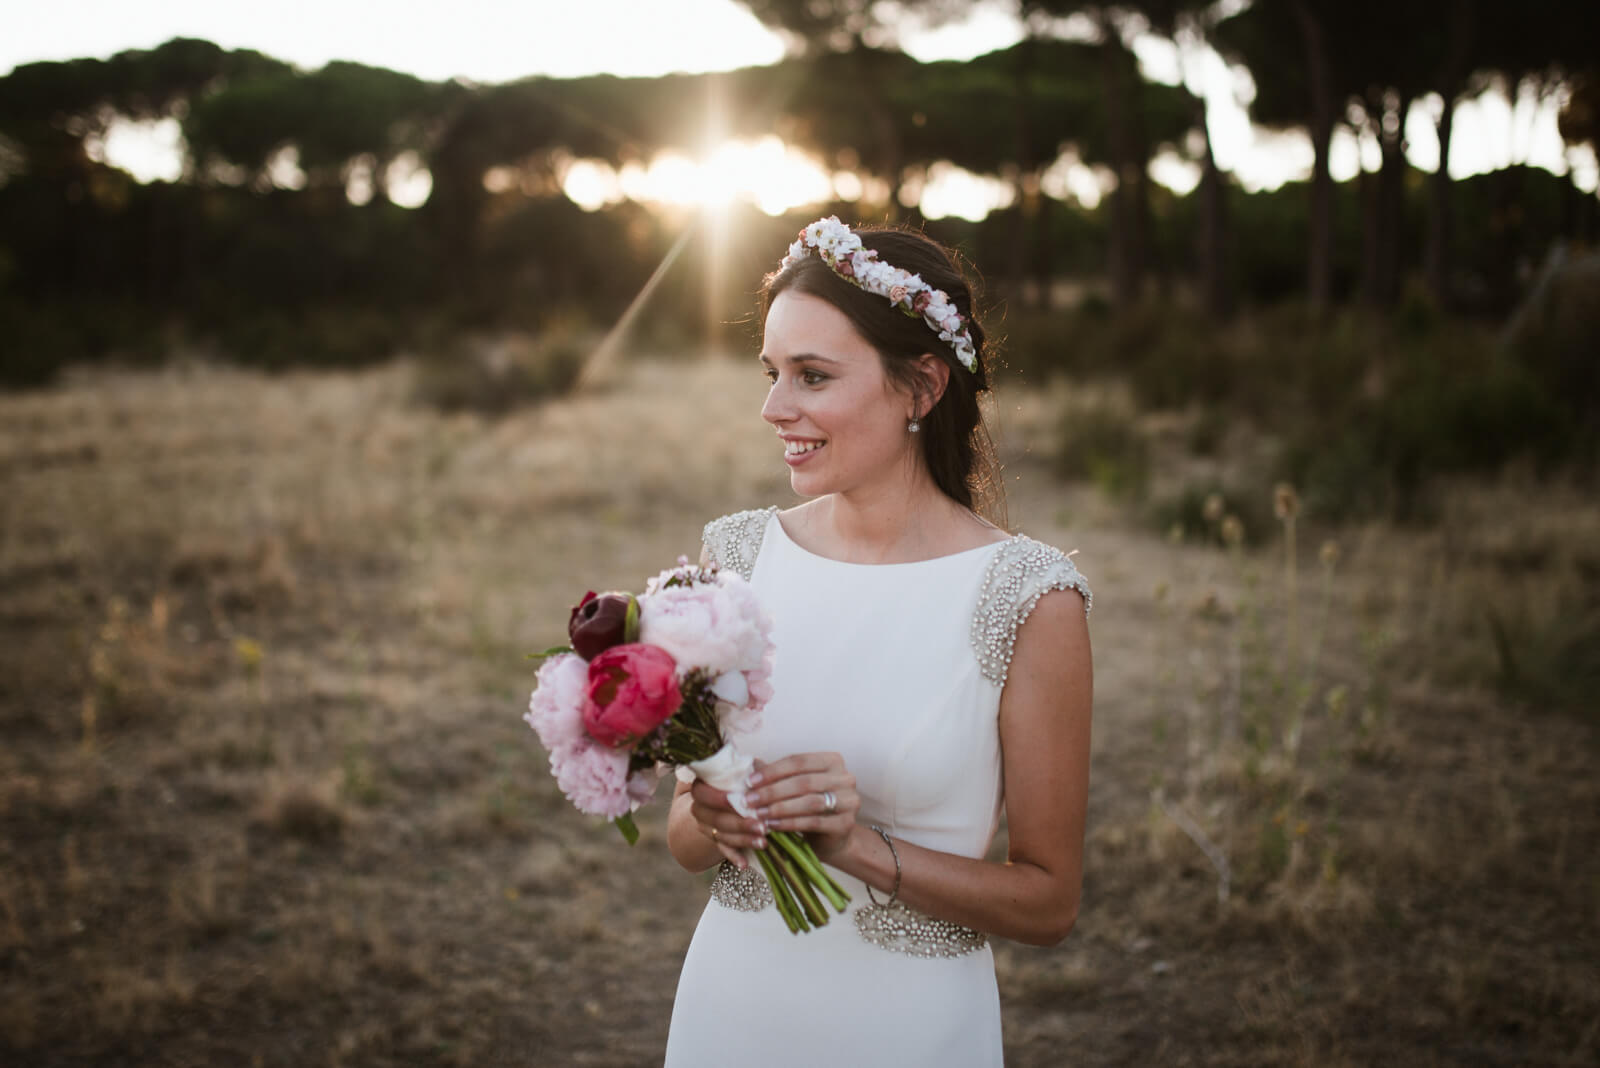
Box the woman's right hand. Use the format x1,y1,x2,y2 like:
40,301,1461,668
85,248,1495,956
682,779,767,869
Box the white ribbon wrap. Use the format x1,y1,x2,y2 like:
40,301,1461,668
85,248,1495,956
676,743,757,817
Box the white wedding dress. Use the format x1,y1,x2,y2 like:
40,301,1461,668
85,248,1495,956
664,508,1091,1067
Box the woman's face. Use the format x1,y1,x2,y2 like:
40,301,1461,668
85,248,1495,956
760,290,918,500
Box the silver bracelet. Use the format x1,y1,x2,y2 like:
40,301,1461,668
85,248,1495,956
866,824,901,907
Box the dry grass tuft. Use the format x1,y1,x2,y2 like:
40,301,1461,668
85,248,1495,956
255,777,345,842
1,357,1593,1067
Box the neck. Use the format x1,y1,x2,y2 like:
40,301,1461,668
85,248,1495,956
812,463,964,563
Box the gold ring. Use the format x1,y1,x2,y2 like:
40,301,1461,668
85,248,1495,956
710,827,720,841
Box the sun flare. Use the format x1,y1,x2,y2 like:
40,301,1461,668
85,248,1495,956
564,135,836,217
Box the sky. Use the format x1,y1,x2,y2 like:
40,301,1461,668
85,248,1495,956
4,0,1594,217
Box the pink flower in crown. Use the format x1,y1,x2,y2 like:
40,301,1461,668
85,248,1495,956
835,255,855,278
888,284,909,305
941,314,964,335
912,291,932,314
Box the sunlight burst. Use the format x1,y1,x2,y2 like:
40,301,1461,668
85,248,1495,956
566,136,834,217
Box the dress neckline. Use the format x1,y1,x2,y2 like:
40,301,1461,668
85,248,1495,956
767,509,1015,569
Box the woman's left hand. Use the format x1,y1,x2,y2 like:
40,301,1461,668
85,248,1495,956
743,752,860,862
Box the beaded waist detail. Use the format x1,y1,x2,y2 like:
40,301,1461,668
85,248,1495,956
709,860,988,959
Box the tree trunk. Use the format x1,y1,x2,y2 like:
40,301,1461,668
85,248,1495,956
1359,120,1381,308
1425,97,1456,307
1099,27,1141,309
1426,10,1473,309
1375,88,1412,307
1194,92,1230,320
847,44,903,221
1291,0,1334,316
1009,37,1037,308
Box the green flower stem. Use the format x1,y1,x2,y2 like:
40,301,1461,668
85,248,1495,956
768,842,828,928
755,848,806,934
772,832,851,913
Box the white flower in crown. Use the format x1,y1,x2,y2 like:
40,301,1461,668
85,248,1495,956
778,217,979,373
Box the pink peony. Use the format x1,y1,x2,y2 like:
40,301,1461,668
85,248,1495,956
549,735,634,818
638,573,773,680
627,766,663,806
525,653,590,754
582,644,683,748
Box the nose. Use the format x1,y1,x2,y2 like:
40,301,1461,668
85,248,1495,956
760,378,793,426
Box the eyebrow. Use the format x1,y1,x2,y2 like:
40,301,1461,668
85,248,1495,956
758,352,842,367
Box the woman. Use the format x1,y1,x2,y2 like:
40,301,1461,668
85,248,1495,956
664,218,1092,1066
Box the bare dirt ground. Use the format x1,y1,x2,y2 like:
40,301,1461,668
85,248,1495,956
2,357,1595,1066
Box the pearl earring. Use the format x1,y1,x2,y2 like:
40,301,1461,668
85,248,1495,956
907,418,921,433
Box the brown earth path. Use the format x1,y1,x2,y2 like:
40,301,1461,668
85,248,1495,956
1,358,1593,1066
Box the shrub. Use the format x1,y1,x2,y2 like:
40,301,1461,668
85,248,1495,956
1147,482,1276,546
1483,602,1600,720
1054,402,1150,500
411,326,588,415
218,307,403,370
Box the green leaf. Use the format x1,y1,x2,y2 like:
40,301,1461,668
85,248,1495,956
526,645,575,662
623,596,641,643
614,812,639,846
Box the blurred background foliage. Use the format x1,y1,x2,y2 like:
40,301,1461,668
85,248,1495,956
0,0,1597,508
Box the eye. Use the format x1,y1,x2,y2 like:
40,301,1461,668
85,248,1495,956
763,368,779,383
801,369,826,386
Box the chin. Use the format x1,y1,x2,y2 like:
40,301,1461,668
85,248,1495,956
789,473,825,497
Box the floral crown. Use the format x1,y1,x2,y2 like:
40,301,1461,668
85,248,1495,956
779,216,978,372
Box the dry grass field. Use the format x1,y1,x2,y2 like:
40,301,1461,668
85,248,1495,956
2,354,1596,1066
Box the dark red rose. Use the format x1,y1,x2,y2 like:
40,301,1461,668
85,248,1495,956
582,644,682,748
567,591,640,660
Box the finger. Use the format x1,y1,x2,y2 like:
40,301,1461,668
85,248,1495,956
717,842,748,869
748,772,854,811
765,793,858,831
690,781,736,810
692,803,767,849
749,752,841,785
756,784,853,819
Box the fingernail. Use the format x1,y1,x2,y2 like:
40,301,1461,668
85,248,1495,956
748,772,763,786
757,807,771,818
750,819,766,833
767,817,782,829
754,837,766,849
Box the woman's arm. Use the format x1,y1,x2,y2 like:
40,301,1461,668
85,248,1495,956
750,587,1092,946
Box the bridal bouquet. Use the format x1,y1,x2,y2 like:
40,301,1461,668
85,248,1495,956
523,558,850,933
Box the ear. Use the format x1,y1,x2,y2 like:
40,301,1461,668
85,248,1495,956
909,353,951,419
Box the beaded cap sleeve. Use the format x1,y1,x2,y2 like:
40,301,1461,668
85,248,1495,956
700,506,779,580
970,535,1092,687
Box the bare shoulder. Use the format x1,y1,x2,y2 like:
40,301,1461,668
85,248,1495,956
1014,585,1091,661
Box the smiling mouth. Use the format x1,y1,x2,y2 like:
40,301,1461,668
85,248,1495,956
784,439,826,457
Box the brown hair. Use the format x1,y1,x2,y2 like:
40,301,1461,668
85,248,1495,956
760,224,1007,529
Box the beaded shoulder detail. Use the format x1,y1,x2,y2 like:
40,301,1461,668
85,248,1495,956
970,535,1092,687
700,507,779,581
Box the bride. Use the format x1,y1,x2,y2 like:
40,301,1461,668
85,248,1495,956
663,218,1092,1065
